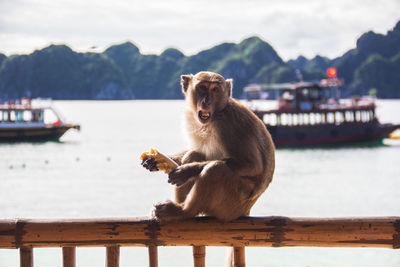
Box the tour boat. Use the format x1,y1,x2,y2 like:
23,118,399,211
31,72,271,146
244,69,400,147
0,98,80,142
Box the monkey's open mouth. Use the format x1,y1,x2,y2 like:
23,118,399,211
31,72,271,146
198,110,211,123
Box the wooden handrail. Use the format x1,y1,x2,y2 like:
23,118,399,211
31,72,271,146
1,216,399,249
0,216,399,267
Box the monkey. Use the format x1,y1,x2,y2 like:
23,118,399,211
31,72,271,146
142,71,275,223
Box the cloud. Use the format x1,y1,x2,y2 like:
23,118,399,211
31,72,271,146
0,0,399,60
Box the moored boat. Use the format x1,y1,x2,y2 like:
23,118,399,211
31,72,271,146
0,98,80,142
244,70,400,147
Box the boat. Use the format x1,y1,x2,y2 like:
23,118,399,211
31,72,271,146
244,69,400,147
0,98,80,142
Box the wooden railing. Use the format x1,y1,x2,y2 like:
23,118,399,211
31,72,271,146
0,216,399,267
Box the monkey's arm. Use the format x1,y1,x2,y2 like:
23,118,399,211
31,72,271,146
168,161,209,186
169,150,188,166
169,150,206,166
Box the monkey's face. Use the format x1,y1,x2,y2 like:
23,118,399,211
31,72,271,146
193,81,227,124
181,72,233,124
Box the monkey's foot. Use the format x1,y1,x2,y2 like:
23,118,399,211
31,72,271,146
152,201,185,222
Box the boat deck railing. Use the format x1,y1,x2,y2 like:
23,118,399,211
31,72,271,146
1,216,399,267
256,106,376,127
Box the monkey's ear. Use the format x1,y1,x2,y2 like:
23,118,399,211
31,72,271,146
225,79,233,97
181,74,193,94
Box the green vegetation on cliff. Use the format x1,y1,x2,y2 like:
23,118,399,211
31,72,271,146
0,20,399,99
289,21,400,98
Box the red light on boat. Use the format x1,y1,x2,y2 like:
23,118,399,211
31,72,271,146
326,68,337,78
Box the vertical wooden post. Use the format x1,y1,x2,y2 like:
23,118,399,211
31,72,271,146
148,245,158,267
233,247,245,267
63,247,76,267
192,246,205,267
106,246,120,267
20,247,33,267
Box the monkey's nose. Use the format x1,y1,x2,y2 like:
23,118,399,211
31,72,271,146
202,96,211,107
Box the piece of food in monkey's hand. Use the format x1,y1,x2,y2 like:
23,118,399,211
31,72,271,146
140,148,178,174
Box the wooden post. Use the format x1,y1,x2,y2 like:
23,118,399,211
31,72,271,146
20,247,33,267
63,247,76,267
193,246,205,267
148,245,158,267
233,247,245,267
106,246,120,267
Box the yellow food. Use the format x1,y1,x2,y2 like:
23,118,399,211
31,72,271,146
140,148,178,174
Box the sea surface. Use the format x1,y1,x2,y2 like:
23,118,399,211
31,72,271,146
0,100,399,267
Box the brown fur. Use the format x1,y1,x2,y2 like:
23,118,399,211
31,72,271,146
153,71,275,222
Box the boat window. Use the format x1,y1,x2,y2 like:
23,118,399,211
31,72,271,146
303,114,309,125
309,113,316,125
263,114,277,126
16,111,23,122
298,114,303,125
23,111,32,122
0,111,2,122
299,102,312,111
288,114,293,125
292,114,299,125
367,110,373,122
315,113,323,124
32,111,38,122
327,113,334,124
344,111,352,122
38,111,44,122
280,113,288,126
362,111,371,122
355,111,361,122
362,111,366,122
370,110,375,120
335,112,344,125
9,111,16,122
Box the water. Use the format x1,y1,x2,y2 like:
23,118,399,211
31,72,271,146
0,100,399,267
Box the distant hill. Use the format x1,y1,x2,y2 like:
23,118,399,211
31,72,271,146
288,21,400,98
0,20,399,99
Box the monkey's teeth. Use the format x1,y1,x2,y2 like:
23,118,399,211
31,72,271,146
199,111,211,121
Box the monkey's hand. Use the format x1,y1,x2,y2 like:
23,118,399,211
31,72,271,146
168,163,205,186
141,149,179,174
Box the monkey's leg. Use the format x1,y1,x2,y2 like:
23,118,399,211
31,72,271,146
174,180,194,204
153,151,206,222
182,161,250,222
169,150,206,166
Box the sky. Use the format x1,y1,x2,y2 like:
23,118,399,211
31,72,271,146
0,0,399,61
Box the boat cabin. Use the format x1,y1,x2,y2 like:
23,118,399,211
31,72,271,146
0,98,61,127
244,78,377,127
0,108,45,124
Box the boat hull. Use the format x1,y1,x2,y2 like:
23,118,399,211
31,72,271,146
0,124,80,142
266,122,399,147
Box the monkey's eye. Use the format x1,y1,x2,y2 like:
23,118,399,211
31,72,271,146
198,85,207,91
212,87,219,92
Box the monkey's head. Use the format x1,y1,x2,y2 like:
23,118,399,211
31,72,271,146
181,71,232,124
